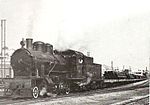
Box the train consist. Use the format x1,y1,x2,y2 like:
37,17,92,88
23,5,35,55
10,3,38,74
3,38,146,98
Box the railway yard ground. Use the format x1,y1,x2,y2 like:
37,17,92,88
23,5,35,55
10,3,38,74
0,79,149,105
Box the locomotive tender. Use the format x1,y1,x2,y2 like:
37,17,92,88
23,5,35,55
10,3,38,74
8,38,103,98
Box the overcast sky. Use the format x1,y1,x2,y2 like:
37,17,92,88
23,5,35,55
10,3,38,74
0,0,149,70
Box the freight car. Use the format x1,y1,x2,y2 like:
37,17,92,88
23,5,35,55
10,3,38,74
4,38,103,98
104,69,146,79
103,69,146,87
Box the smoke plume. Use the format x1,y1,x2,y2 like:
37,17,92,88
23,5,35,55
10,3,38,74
29,0,149,70
26,1,42,38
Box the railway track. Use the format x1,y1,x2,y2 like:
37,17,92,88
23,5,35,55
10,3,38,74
111,95,149,105
0,79,148,105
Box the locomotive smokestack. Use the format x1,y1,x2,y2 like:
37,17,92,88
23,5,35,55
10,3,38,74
26,38,33,50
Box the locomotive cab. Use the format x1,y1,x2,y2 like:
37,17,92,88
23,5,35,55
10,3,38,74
59,49,102,90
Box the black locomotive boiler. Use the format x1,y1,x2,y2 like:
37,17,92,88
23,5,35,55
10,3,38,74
7,38,103,98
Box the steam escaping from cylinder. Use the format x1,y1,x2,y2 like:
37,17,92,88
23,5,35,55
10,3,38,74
78,72,93,86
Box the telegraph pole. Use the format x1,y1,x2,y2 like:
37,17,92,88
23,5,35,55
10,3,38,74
111,61,113,71
1,20,3,78
149,57,150,75
3,20,6,78
1,19,6,78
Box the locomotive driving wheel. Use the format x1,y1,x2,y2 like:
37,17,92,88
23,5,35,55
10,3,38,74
32,86,39,99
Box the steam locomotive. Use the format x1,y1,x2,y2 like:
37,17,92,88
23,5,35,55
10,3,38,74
4,38,146,98
7,38,103,98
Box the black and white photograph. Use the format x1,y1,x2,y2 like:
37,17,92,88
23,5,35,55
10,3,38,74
0,0,149,105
